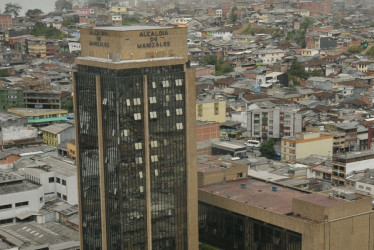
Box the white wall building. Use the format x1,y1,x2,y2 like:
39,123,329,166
24,156,78,205
257,49,285,65
231,107,302,139
0,171,44,225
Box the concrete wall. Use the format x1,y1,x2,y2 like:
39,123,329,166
0,185,44,222
296,137,333,159
196,101,226,123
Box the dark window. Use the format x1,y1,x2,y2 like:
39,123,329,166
57,192,61,198
56,177,61,183
63,195,67,201
49,177,54,183
0,218,13,225
62,179,66,186
0,204,12,210
40,197,43,202
15,201,29,207
237,173,243,178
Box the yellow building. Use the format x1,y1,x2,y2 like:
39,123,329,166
41,123,75,148
281,132,333,163
111,6,127,14
26,37,46,58
196,99,226,123
67,139,76,159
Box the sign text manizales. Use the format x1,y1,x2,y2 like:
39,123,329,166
137,30,171,49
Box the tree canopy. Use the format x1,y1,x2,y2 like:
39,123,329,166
3,3,22,18
367,46,374,58
25,9,43,17
259,139,276,159
55,0,72,11
31,22,64,39
287,58,309,79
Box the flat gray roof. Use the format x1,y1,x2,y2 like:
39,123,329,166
0,171,24,184
0,221,79,248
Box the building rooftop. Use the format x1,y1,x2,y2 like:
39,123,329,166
294,193,347,207
94,25,173,31
0,112,22,123
0,171,24,184
0,179,40,195
8,108,68,116
0,221,79,249
199,178,308,215
41,123,73,134
334,149,374,161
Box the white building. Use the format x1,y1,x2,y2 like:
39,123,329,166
0,171,44,225
24,156,78,205
257,49,285,65
68,40,81,53
231,107,302,139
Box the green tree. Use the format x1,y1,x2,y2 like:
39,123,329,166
287,58,309,79
229,6,238,24
62,97,73,112
25,9,43,17
367,46,374,58
203,55,217,65
31,22,64,39
0,69,10,77
62,17,76,27
122,15,140,25
348,45,365,53
3,3,21,18
55,0,72,11
259,139,276,159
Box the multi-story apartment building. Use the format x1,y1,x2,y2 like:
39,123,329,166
332,150,374,186
0,87,24,110
0,14,12,29
196,99,226,123
26,37,47,58
247,108,302,140
73,26,198,249
23,90,61,109
281,132,333,163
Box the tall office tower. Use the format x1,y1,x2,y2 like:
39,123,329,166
73,26,198,250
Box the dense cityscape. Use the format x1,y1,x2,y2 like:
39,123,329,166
0,0,373,249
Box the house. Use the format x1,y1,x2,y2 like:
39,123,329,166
41,123,75,148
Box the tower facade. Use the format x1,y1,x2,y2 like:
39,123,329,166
73,26,198,250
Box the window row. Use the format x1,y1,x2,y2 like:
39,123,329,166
0,201,29,210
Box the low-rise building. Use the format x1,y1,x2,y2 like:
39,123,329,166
196,99,226,123
24,156,78,205
0,221,79,249
332,150,374,186
281,132,333,163
0,171,44,225
7,108,68,127
66,139,76,159
196,122,220,156
41,123,75,148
